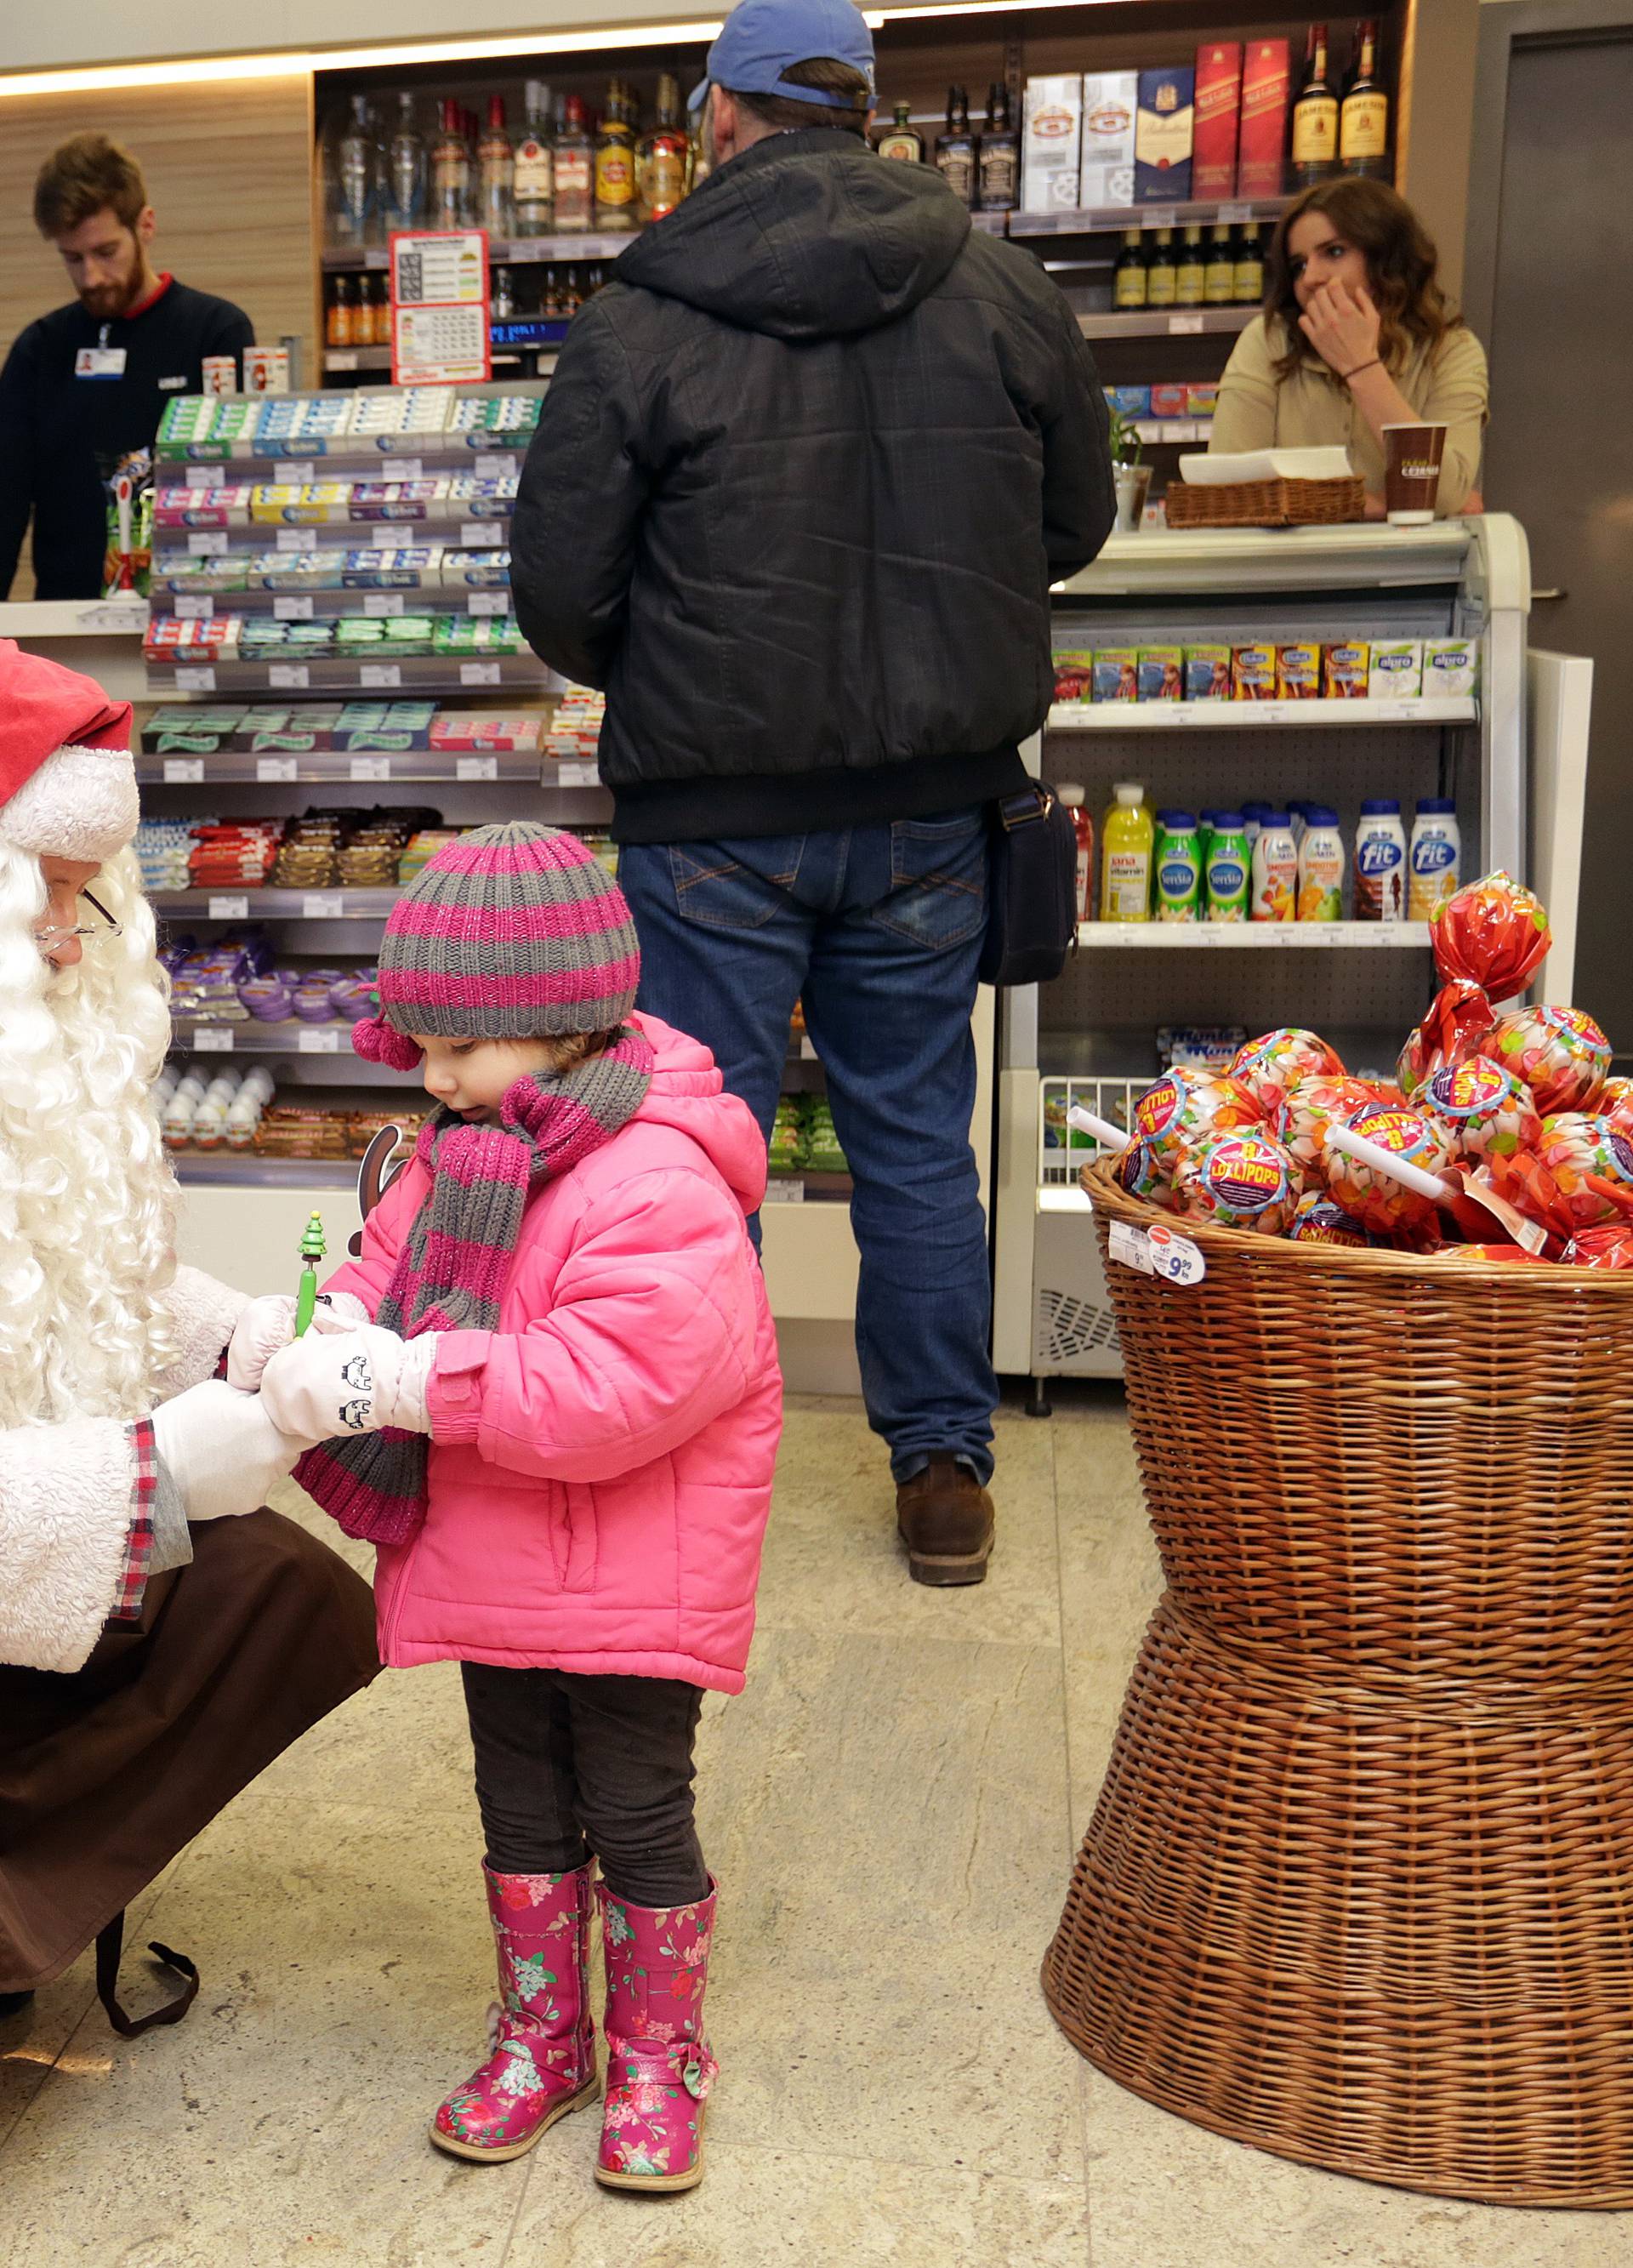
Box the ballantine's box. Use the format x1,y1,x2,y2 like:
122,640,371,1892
1192,42,1243,200
1237,38,1291,197
1135,67,1194,202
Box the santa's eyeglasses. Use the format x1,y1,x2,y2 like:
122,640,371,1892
33,888,122,954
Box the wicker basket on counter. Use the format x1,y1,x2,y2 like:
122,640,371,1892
1163,475,1367,527
1041,1161,1633,2208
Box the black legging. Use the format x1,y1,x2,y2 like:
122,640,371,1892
461,1663,708,1909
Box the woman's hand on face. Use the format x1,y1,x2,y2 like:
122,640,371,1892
1298,280,1381,378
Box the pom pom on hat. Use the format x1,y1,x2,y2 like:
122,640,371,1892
352,1012,424,1071
0,640,138,863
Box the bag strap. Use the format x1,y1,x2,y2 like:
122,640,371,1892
995,784,1052,833
94,1911,199,2037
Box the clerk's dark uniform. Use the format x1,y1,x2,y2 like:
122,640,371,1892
0,275,253,600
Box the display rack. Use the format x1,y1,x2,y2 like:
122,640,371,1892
988,515,1589,1399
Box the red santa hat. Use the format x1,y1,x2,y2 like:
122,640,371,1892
0,639,139,864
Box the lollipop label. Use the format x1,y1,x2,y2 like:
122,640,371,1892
1135,1077,1186,1143
1349,1105,1437,1161
1201,1137,1291,1212
1288,1193,1371,1246
1425,1060,1510,1120
1539,1005,1606,1046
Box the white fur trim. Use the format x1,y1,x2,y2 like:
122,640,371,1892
0,743,140,863
151,1265,253,1399
0,1416,137,1672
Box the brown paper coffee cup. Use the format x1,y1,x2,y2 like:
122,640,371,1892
1383,423,1447,524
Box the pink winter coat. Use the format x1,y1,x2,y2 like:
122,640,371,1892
318,1014,782,1694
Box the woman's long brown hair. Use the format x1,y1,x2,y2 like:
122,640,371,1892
1264,178,1463,385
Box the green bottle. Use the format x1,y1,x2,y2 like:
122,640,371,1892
1205,812,1250,923
1155,809,1201,922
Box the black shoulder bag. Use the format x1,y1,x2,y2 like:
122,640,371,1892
978,784,1080,988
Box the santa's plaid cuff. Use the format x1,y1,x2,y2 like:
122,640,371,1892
110,1417,158,1623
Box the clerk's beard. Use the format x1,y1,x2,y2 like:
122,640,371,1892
0,846,180,1427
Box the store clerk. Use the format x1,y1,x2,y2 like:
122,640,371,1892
1211,177,1488,517
0,132,254,601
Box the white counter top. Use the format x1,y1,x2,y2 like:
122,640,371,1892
0,598,149,638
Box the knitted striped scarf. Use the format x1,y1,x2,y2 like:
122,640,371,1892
296,1025,655,1547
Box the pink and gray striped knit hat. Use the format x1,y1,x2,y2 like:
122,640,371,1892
354,822,639,1069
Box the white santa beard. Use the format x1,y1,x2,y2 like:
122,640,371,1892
0,846,181,1427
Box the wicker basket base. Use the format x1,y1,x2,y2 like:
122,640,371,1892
1043,1598,1633,2208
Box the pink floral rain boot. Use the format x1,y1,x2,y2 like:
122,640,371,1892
430,1862,600,2163
594,1877,719,2193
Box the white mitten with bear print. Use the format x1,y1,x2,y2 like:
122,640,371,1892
258,1325,438,1445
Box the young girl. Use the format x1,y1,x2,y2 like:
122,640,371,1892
241,822,782,2191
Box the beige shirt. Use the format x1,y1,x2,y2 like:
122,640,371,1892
1210,316,1489,515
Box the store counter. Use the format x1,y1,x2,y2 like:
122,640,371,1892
1,597,150,705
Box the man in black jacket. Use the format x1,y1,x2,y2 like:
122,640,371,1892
510,0,1113,1586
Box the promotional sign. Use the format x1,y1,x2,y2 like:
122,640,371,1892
390,230,491,387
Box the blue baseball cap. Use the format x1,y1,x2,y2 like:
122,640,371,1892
688,0,877,116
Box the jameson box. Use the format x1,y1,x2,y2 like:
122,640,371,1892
1193,43,1243,200
1237,39,1291,197
1135,67,1194,203
1021,77,1084,214
1078,71,1137,207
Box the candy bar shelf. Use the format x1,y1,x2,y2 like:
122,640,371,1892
139,753,578,787
165,514,514,547
990,515,1590,1398
162,589,515,615
154,887,403,917
145,656,547,694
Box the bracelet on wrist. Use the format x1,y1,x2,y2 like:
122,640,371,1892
1342,356,1382,382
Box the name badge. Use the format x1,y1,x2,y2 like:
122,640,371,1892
75,346,127,379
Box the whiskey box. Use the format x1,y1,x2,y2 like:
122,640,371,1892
1078,71,1138,208
1237,39,1290,197
1193,43,1243,200
1135,67,1194,202
1021,77,1084,214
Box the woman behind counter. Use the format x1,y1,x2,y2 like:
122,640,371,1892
1210,178,1488,518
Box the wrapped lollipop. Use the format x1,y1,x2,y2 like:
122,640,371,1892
1486,1003,1612,1115
1563,1223,1633,1270
1276,1074,1391,1190
1287,1189,1374,1247
1112,1135,1174,1211
1427,869,1551,1003
1170,1129,1300,1236
1597,1078,1633,1141
1324,1103,1455,1236
1484,1114,1633,1239
1417,1054,1542,1165
1132,1068,1262,1175
1229,1028,1346,1117
1397,977,1496,1097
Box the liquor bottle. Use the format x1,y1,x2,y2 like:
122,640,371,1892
1145,227,1177,308
432,100,471,231
477,95,515,239
336,94,374,248
326,274,356,349
542,264,561,317
1112,228,1147,311
935,87,976,206
1340,19,1391,178
636,72,691,222
386,93,427,231
1232,222,1265,305
1175,223,1205,306
490,264,515,321
977,83,1019,213
554,96,595,231
513,80,554,236
374,271,395,345
1290,23,1340,185
595,80,639,229
877,102,925,162
1204,224,1237,305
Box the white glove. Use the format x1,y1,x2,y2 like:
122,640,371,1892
151,1378,306,1523
259,1325,439,1446
226,1290,371,1390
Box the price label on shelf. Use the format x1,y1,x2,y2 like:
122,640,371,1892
194,1027,235,1053
457,755,498,780
467,591,509,617
162,757,205,784
473,453,510,478
359,664,402,689
380,457,424,482
276,527,314,552
460,521,504,548
187,531,229,556
1168,313,1205,336
208,894,250,920
183,465,217,488
268,664,310,691
282,460,317,485
273,595,316,621
1220,202,1253,225
363,592,407,618
175,666,217,692
762,1180,805,1204
257,755,299,782
302,892,345,919
174,594,215,619
299,1027,341,1053
460,660,502,687
1141,207,1177,231
558,760,600,788
350,755,392,781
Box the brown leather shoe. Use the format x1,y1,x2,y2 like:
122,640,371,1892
896,1458,994,1587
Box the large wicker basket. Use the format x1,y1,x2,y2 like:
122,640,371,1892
1042,1164,1633,2208
1164,475,1366,527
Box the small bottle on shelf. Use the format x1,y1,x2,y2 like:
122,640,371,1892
636,72,691,223
1204,224,1237,305
366,271,391,346
542,264,562,317
1145,227,1177,308
1113,228,1147,310
977,83,1019,213
513,79,555,236
477,95,515,238
1175,223,1205,307
336,94,375,248
431,99,471,230
1340,19,1391,179
326,274,356,349
935,87,976,206
595,79,639,230
877,102,925,162
490,264,515,322
1232,222,1265,305
554,97,595,232
1056,785,1095,923
1291,23,1340,186
386,92,427,231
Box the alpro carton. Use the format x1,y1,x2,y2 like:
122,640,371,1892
1423,639,1479,698
1368,640,1424,699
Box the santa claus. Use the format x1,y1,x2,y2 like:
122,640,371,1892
0,641,377,2034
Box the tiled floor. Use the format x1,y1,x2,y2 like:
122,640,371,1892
3,1388,1627,2265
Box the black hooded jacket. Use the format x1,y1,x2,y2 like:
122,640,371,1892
509,128,1115,843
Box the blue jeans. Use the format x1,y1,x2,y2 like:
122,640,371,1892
619,812,998,1487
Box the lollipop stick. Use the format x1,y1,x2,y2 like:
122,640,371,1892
1067,1106,1131,1154
1325,1124,1456,1205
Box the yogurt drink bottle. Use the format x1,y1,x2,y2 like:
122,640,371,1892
1407,797,1461,919
1296,807,1345,920
1355,797,1408,921
1056,783,1095,920
1155,809,1201,921
1205,812,1251,921
1250,811,1298,921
